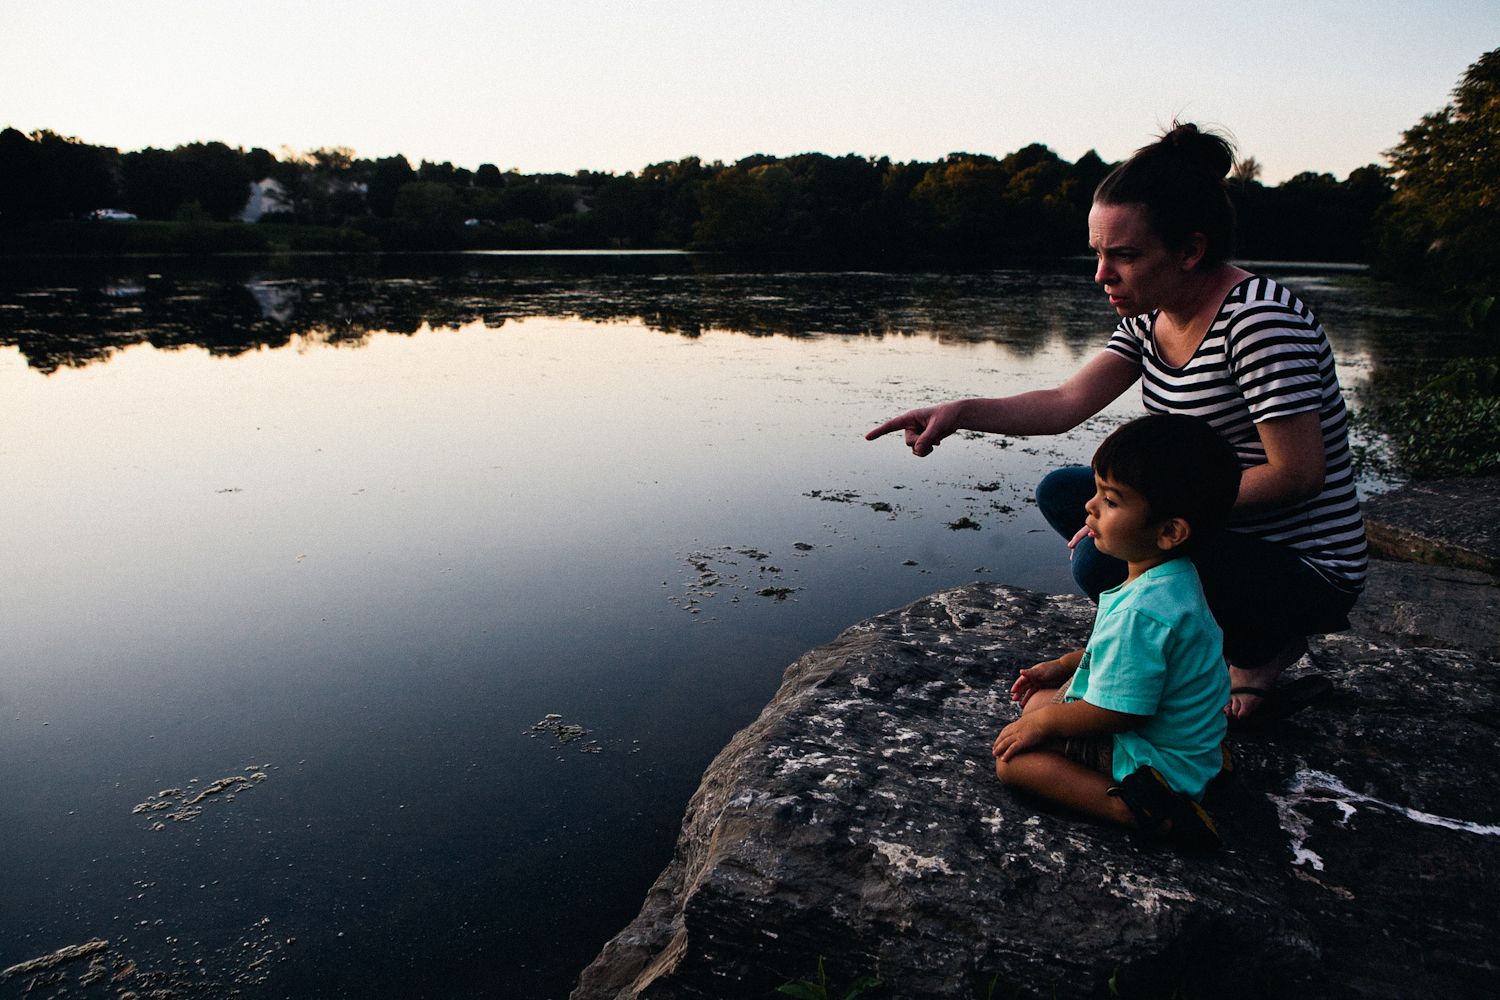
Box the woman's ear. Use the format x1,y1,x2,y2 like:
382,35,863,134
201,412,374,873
1179,232,1208,271
1155,516,1192,552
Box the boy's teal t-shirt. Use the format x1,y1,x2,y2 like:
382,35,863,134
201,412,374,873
1065,558,1229,799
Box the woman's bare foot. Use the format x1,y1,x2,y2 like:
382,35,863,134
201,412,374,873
1226,637,1308,723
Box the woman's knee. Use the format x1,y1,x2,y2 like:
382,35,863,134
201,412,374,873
1192,533,1358,659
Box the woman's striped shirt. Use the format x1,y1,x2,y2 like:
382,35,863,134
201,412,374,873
1105,275,1367,592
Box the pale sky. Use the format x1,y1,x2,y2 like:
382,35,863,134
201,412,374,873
5,1,1497,184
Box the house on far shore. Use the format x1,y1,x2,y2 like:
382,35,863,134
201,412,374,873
240,178,292,223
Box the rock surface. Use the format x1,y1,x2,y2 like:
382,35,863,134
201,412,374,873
573,581,1500,1000
1352,475,1500,660
1363,475,1500,573
1349,558,1499,660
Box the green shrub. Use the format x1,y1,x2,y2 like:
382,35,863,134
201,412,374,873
1365,358,1500,478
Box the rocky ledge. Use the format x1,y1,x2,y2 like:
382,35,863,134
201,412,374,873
575,484,1500,1000
1362,475,1500,575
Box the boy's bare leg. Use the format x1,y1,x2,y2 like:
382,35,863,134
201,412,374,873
1019,686,1061,715
994,750,1133,828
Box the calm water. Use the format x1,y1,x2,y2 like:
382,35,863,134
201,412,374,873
0,254,1450,999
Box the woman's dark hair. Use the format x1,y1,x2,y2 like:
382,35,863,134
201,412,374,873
1092,413,1241,553
1094,122,1238,266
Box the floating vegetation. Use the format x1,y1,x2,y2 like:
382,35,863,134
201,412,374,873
1,917,286,999
946,517,982,531
131,767,269,830
530,714,604,753
1,939,109,981
670,544,800,616
957,431,1012,449
10,767,290,996
804,489,900,516
756,586,798,600
972,481,1002,492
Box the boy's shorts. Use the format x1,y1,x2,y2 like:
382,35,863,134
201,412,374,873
1062,734,1114,776
1052,690,1114,776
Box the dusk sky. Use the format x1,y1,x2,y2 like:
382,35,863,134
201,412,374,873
6,1,1497,184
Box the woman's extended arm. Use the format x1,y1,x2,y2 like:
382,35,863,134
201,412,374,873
866,350,1139,456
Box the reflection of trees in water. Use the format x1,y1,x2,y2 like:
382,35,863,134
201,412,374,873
0,259,1127,373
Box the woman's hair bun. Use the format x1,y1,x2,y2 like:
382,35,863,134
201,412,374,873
1095,120,1239,265
1152,122,1235,180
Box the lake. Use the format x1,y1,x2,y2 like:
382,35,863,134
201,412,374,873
0,252,1450,999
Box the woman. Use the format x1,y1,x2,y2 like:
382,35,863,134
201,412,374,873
866,123,1366,727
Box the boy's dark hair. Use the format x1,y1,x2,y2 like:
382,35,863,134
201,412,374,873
1093,121,1238,266
1092,414,1241,552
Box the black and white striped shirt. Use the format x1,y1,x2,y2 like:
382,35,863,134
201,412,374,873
1106,275,1367,592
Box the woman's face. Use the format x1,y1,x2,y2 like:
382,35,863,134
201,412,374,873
1088,201,1190,317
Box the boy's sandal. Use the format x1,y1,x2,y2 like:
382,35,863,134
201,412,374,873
1108,765,1222,853
1205,744,1235,794
1228,674,1334,732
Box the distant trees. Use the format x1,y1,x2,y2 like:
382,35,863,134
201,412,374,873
135,141,253,220
0,131,258,223
910,153,1011,252
693,153,887,253
0,127,118,221
1355,47,1500,479
363,155,415,218
1231,157,1262,184
691,146,1104,257
392,181,464,245
1373,46,1500,303
0,124,1400,263
1232,165,1393,262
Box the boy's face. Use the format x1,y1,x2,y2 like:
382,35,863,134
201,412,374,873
1083,471,1174,564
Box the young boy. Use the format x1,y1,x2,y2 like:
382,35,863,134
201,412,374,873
991,413,1240,850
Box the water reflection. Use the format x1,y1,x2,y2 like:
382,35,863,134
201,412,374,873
2,254,1467,381
0,254,1180,374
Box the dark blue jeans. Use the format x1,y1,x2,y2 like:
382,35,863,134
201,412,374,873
1035,466,1357,666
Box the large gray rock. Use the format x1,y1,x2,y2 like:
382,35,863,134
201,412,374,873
1349,558,1500,660
574,583,1500,1000
1364,475,1500,573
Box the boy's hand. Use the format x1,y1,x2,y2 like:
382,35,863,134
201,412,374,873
992,712,1052,762
1010,656,1077,707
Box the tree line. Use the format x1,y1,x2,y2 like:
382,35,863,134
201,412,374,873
1357,46,1498,480
0,127,1395,262
2,45,1495,290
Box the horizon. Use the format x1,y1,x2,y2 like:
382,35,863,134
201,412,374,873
5,3,1499,185
0,122,1332,184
